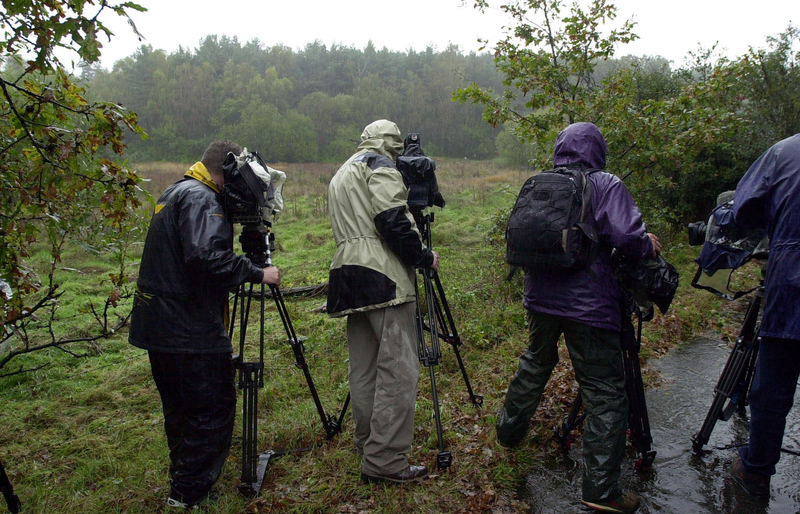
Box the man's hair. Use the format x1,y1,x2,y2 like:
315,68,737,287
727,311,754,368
202,140,241,176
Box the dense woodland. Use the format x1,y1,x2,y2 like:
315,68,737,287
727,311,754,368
72,22,800,226
83,39,505,163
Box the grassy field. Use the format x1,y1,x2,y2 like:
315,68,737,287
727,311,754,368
0,158,750,513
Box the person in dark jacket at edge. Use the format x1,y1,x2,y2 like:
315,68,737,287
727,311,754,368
495,122,660,513
727,133,800,499
327,119,440,484
129,140,280,509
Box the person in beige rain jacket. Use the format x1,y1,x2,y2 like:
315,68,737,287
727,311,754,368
327,119,439,484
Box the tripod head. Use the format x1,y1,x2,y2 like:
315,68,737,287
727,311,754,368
238,223,275,269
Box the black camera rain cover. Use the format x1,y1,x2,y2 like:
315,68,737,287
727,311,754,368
396,138,444,209
616,254,679,315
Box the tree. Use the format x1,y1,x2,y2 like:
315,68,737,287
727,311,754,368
456,0,637,167
0,0,147,374
457,0,748,224
738,25,800,150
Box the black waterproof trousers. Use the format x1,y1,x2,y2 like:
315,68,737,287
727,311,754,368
496,311,628,503
149,351,236,505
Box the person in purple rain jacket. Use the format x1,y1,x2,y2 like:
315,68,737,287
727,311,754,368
496,122,659,514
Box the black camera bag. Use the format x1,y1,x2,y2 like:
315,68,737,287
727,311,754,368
506,167,600,270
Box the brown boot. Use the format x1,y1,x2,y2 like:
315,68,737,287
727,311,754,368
581,491,641,513
361,465,429,485
730,457,770,498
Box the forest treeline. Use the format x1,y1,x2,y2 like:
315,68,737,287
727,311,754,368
77,27,800,225
84,38,505,163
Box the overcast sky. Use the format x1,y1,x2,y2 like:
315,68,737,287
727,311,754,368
96,0,798,69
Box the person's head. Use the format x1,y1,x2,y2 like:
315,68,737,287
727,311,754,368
202,140,242,179
360,119,404,160
553,122,607,170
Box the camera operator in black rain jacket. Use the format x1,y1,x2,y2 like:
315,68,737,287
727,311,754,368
129,140,280,509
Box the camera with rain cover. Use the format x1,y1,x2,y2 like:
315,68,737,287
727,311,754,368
222,149,286,266
687,191,768,299
396,133,445,212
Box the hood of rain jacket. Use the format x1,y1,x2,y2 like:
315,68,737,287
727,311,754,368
129,164,264,353
523,123,653,331
734,132,800,340
327,120,433,317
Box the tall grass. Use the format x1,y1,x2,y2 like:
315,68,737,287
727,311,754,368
0,159,736,513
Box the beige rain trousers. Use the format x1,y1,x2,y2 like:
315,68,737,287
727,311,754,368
347,301,419,475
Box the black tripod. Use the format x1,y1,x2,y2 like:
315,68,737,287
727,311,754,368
691,286,763,456
1,459,21,514
412,211,483,470
230,225,348,496
553,307,656,471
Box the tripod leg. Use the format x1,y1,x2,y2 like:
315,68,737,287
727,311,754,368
431,272,483,407
270,285,343,440
427,364,453,469
692,291,762,456
554,391,585,449
235,284,269,497
620,314,656,471
228,284,240,341
415,269,453,469
0,459,21,514
736,340,760,415
238,362,262,496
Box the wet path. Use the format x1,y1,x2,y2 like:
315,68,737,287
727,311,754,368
520,336,800,513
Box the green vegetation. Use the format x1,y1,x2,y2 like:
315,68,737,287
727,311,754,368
0,0,789,511
457,0,800,225
1,0,148,374
0,159,752,513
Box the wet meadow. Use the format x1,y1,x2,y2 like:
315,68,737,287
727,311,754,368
0,158,747,513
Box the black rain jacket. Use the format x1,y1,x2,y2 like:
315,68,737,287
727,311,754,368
129,163,264,353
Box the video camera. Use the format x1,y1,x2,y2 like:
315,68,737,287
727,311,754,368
222,149,286,267
396,134,445,212
688,191,768,299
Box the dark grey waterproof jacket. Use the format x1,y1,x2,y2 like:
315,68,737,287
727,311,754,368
129,162,264,353
734,133,800,340
523,123,654,332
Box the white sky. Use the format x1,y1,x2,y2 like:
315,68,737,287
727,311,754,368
96,0,799,69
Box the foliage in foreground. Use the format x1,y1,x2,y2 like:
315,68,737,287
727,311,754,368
0,0,148,374
0,159,746,513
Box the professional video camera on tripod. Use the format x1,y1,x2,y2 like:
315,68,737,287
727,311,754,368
687,193,769,456
222,150,348,496
396,134,483,470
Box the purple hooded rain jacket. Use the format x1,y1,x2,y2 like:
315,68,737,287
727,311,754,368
523,122,654,332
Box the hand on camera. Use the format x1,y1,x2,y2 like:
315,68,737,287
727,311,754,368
261,266,280,286
430,251,440,272
647,233,661,258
